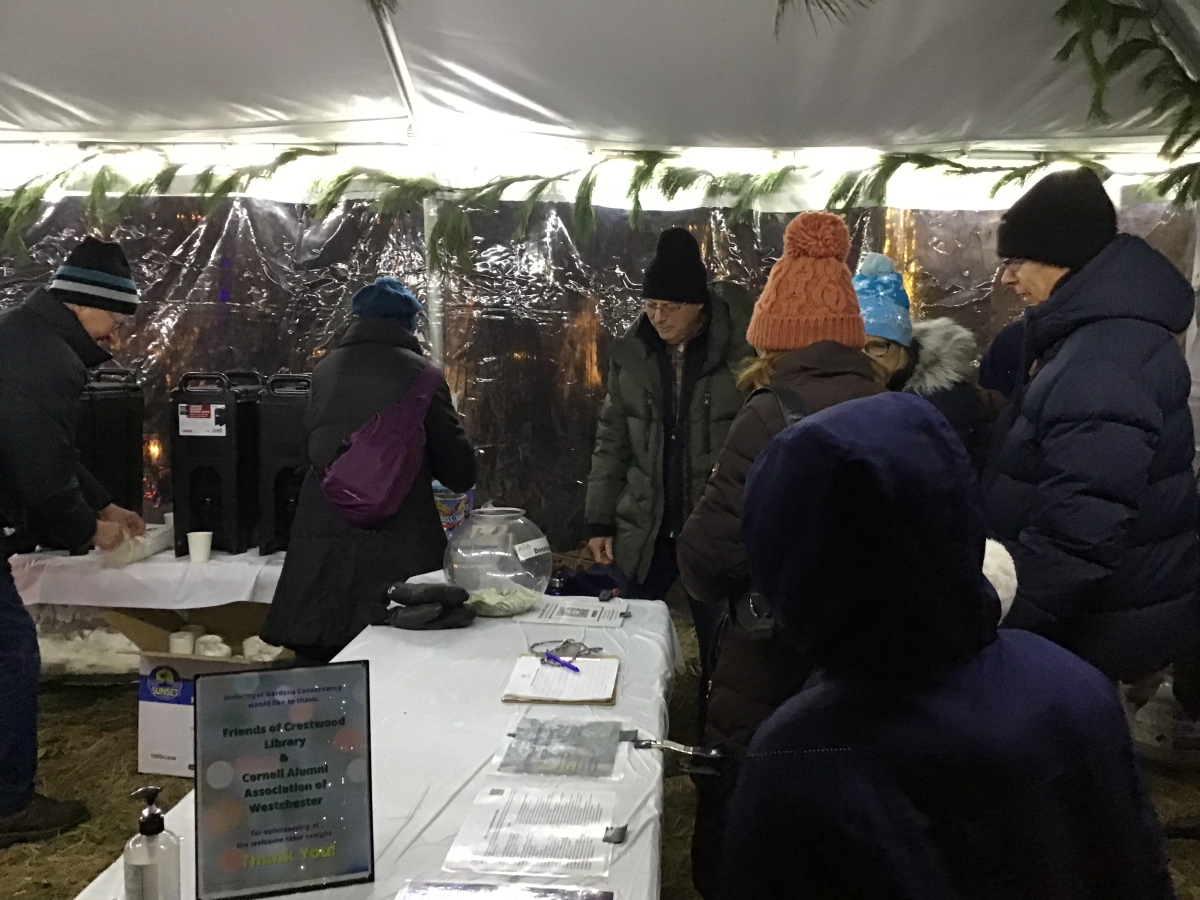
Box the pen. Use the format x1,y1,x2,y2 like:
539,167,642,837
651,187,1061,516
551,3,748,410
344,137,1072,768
544,651,580,673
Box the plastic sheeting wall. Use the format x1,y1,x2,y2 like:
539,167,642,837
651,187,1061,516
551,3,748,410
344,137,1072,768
1,198,1194,551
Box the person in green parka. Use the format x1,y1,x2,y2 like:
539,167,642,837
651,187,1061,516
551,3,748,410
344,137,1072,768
585,227,752,702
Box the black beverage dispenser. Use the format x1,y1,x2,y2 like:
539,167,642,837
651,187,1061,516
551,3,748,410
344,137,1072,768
170,371,263,556
76,367,144,514
257,373,311,554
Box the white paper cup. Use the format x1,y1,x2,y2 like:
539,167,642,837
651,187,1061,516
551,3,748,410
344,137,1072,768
187,531,213,563
168,631,196,655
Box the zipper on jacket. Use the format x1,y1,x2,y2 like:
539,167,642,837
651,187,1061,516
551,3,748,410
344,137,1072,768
644,392,653,452
701,389,712,454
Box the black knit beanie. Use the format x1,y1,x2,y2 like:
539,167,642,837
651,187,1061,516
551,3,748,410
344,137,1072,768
49,236,140,314
996,168,1118,272
642,228,709,305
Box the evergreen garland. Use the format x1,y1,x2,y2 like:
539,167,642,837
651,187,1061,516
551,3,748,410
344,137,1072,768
0,149,131,261
825,152,1113,212
1056,0,1200,203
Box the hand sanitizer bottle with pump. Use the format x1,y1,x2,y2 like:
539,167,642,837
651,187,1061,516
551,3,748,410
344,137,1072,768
123,786,180,900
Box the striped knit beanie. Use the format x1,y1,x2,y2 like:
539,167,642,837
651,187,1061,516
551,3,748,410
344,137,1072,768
48,237,140,314
746,212,865,352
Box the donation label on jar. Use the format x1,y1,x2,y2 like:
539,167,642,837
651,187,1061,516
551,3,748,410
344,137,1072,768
514,537,551,562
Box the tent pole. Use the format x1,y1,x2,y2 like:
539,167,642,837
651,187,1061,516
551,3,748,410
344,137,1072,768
424,197,444,366
370,4,419,135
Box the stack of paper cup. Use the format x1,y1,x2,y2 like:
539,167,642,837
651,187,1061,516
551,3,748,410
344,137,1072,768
195,634,232,658
168,631,196,655
187,531,213,563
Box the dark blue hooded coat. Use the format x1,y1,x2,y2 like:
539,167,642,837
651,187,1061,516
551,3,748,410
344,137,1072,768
722,392,1172,900
984,234,1199,682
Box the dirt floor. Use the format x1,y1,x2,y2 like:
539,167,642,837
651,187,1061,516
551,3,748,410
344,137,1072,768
7,612,1200,899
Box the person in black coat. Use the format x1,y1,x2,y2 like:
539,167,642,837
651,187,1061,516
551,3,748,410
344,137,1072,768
983,168,1200,690
261,278,476,662
722,392,1174,900
0,238,147,846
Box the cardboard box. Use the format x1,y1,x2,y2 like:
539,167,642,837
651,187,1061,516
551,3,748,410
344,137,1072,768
104,603,291,777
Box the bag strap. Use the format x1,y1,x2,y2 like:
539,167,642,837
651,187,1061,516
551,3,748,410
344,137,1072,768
410,361,443,405
390,361,442,420
749,386,808,428
728,386,808,642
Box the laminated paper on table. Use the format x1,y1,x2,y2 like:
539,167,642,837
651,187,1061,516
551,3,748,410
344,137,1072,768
404,883,615,899
443,786,617,877
517,599,628,628
502,655,619,706
497,717,624,779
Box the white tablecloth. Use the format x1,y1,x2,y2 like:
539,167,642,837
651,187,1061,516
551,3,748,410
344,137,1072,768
12,549,284,609
75,598,678,900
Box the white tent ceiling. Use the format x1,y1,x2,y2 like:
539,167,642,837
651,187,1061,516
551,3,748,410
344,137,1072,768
0,0,1184,151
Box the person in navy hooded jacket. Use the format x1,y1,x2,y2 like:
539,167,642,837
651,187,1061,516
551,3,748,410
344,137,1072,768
721,392,1173,900
983,168,1200,696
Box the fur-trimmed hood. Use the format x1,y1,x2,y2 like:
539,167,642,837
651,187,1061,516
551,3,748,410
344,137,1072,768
902,317,978,397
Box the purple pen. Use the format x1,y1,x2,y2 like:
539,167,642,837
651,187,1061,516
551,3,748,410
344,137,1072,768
544,651,580,673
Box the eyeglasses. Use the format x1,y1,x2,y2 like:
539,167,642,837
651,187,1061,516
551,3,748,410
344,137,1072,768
1000,258,1027,275
644,300,687,316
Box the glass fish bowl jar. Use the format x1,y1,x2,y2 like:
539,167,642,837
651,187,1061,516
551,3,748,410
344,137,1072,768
443,507,552,594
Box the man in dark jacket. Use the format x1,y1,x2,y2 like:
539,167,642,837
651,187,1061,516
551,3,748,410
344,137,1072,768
722,392,1173,900
585,228,752,669
0,237,147,846
983,168,1200,687
262,278,476,661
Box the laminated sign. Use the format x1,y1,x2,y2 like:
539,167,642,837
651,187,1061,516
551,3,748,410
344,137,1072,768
179,404,227,437
194,662,374,899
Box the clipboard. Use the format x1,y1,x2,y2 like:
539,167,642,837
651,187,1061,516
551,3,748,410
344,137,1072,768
501,654,619,705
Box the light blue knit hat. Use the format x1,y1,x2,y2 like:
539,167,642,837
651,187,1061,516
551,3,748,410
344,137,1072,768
852,253,912,347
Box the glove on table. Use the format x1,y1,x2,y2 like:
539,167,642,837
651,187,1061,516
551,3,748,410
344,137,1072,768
385,583,469,609
377,583,475,630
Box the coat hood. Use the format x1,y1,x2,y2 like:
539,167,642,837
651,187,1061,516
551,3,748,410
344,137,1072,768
1027,234,1193,359
900,317,978,397
772,340,880,385
743,392,999,683
339,316,422,353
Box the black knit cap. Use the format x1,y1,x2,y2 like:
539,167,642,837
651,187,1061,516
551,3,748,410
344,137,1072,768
48,236,140,314
997,168,1118,272
642,227,709,305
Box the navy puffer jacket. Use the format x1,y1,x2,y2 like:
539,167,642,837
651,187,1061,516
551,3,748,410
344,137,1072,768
984,234,1200,681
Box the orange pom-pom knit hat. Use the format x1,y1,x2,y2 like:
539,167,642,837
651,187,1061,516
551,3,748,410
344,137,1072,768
745,212,866,352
